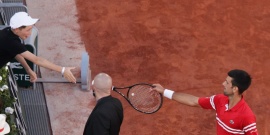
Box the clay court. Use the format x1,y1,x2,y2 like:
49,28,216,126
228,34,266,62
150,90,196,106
74,0,270,134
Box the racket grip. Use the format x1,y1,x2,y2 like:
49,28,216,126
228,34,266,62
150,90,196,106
164,89,174,99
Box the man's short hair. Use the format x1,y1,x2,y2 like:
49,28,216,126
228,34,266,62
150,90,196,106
228,69,251,94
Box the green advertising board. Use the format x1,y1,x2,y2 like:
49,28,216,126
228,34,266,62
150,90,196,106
10,44,36,87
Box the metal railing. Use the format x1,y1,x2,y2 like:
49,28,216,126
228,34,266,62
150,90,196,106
1,1,53,134
0,2,27,25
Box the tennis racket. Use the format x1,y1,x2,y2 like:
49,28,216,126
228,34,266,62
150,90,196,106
112,83,163,114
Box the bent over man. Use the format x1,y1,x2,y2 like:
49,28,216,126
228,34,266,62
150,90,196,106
0,12,76,83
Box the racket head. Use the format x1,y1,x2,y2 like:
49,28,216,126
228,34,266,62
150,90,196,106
126,83,163,114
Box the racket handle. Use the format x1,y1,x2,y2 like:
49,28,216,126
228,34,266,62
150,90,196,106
164,89,174,99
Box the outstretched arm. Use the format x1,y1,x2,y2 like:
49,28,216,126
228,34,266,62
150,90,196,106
153,84,200,107
15,54,37,82
20,51,76,83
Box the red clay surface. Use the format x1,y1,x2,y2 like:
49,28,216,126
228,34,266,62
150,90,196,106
76,1,270,134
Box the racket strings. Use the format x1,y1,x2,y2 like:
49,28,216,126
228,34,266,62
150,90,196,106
128,85,162,113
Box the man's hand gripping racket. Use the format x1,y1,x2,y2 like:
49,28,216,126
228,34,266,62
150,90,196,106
112,83,163,114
